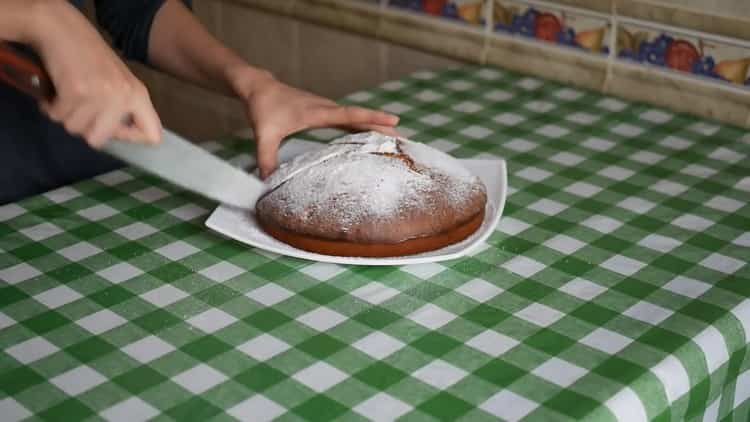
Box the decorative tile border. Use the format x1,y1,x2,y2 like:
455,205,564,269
226,0,750,126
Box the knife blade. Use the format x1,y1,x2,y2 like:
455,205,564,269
0,41,265,211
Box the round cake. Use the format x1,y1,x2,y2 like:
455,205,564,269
256,131,487,257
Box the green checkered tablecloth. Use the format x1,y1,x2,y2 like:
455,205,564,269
1,66,749,422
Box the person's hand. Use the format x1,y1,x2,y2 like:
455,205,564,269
229,68,399,179
30,1,161,148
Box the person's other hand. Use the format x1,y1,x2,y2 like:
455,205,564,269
32,1,161,148
230,69,399,179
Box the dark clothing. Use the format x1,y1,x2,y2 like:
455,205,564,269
0,0,167,204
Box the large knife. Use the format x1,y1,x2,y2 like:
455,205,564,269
0,41,265,210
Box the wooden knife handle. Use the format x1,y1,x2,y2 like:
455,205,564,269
0,41,55,101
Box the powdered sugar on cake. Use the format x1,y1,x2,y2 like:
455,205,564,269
261,131,485,232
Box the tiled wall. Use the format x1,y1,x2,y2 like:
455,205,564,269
128,0,750,139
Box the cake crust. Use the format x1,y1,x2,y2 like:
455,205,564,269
256,132,487,257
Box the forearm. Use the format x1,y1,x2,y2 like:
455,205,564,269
148,0,271,98
0,0,76,47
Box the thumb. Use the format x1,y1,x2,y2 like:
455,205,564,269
256,132,280,180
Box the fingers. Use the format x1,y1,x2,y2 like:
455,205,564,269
338,124,402,138
256,133,280,180
308,105,399,128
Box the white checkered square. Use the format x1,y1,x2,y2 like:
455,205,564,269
419,113,451,126
601,255,646,276
700,253,744,274
407,304,456,330
415,89,444,102
638,233,681,253
503,256,545,278
101,398,158,422
169,204,208,221
76,309,127,334
452,101,482,113
5,337,59,364
559,278,606,301
544,234,586,255
484,89,513,101
300,262,346,281
532,357,587,387
140,285,188,307
690,122,719,135
580,328,633,354
402,263,444,279
567,112,599,125
516,303,564,327
246,283,294,306
0,204,25,222
173,364,228,394
78,204,118,221
516,167,552,182
525,100,555,113
537,125,569,138
45,186,81,203
651,180,688,196
528,198,567,216
505,138,535,152
672,214,714,231
293,362,348,392
381,102,412,114
631,150,665,165
640,109,673,123
187,308,237,333
494,113,526,126
227,395,286,422
132,187,168,202
237,334,291,361
97,263,143,283
618,197,656,214
517,77,542,90
0,398,31,422
456,279,503,302
582,137,615,151
582,215,623,234
297,307,346,331
354,393,412,422
199,262,244,282
555,88,583,100
50,365,106,396
481,390,538,421
467,330,519,357
663,276,712,299
706,196,744,213
550,152,584,166
122,335,175,363
597,98,627,111
58,241,101,262
659,136,692,150
20,222,62,241
599,165,634,181
351,282,400,305
498,216,531,235
445,79,474,91
611,123,643,137
96,170,133,185
156,241,199,261
460,125,492,139
115,222,157,240
681,164,717,178
624,301,673,325
565,182,602,198
0,263,41,284
709,147,743,164
353,332,405,360
34,285,82,309
413,360,468,389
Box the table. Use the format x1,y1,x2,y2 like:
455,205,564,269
1,66,749,422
